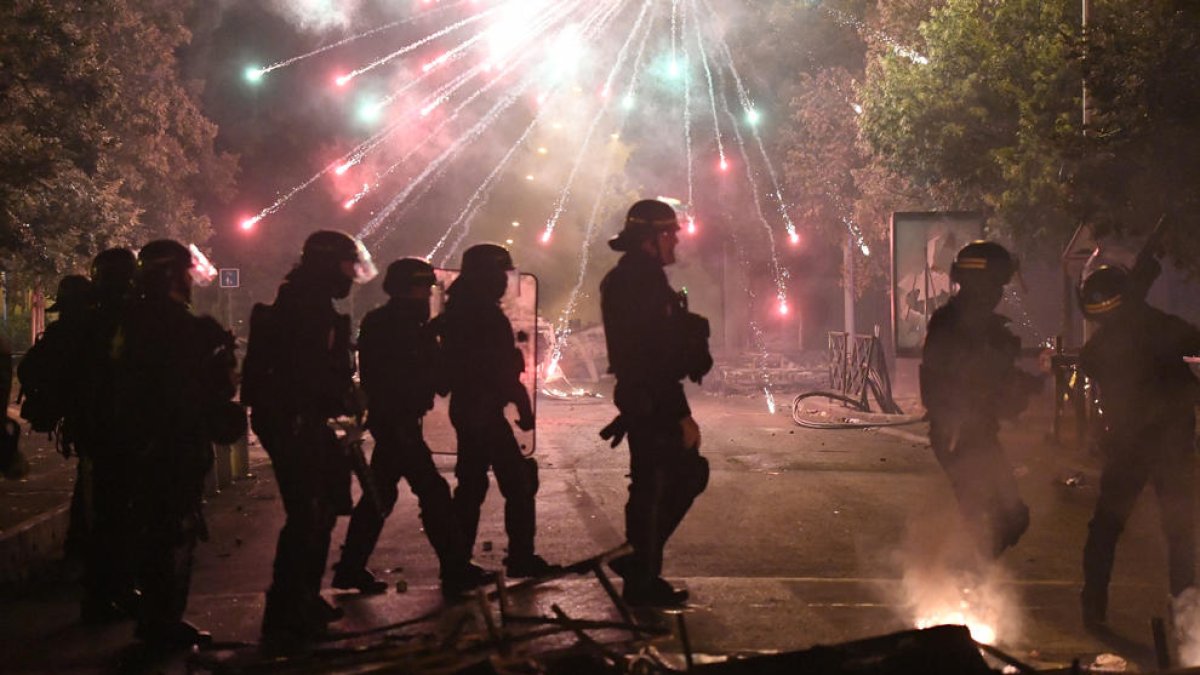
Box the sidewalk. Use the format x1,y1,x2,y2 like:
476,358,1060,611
0,404,77,586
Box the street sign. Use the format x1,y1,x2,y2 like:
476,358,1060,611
219,268,240,289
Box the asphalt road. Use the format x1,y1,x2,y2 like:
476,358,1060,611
0,383,1185,672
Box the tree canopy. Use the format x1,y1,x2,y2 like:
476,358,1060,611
856,0,1200,266
0,0,236,284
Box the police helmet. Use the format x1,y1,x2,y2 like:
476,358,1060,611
91,247,136,294
382,257,436,297
137,239,196,298
949,240,1017,288
608,199,680,252
46,275,93,313
301,230,378,283
461,243,514,275
1078,264,1130,319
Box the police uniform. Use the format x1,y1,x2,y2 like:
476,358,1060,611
80,249,140,623
334,289,472,595
251,273,356,637
600,200,711,605
436,244,555,578
1079,277,1200,624
114,241,239,646
246,230,375,644
920,242,1036,559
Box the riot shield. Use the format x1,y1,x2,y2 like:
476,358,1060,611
431,269,539,457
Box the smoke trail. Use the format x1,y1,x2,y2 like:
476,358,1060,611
728,220,778,413
690,0,726,170
708,18,789,313
429,0,628,260
551,1,656,351
336,1,511,85
362,0,616,240
699,0,799,242
427,0,627,262
681,0,694,217
540,0,650,243
349,0,590,216
819,3,929,65
254,1,470,76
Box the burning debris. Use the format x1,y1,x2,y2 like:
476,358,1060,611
897,507,1022,651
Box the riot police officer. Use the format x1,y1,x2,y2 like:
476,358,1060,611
920,241,1040,559
1077,264,1200,629
80,248,140,623
114,240,241,647
333,258,490,598
599,199,712,607
435,243,559,578
243,230,375,646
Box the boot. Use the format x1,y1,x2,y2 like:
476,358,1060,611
331,565,388,594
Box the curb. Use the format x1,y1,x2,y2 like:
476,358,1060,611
0,501,70,585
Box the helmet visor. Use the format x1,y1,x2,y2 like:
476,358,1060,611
188,244,218,287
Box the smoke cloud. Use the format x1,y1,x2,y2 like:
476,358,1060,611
893,504,1023,648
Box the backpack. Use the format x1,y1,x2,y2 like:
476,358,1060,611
17,324,77,435
240,302,278,409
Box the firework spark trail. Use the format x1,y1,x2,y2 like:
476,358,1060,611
346,0,591,212
621,0,655,104
428,0,630,262
670,0,680,68
701,0,798,242
819,4,929,65
681,0,694,214
359,82,534,239
690,0,725,170
599,0,653,97
361,0,620,240
552,2,656,341
253,1,470,76
430,121,537,264
729,224,778,413
541,0,651,243
336,1,512,85
712,45,790,311
414,0,586,117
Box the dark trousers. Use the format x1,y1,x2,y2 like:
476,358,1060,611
132,449,206,635
83,447,137,606
255,413,347,611
135,506,198,635
1084,419,1196,598
931,427,1029,558
623,417,709,583
339,418,464,578
451,412,538,561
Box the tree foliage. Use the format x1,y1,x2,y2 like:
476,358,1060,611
0,0,237,284
857,0,1200,269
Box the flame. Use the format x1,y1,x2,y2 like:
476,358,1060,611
915,611,996,645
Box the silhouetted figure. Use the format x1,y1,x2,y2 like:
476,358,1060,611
920,241,1040,559
243,230,375,646
29,275,95,562
600,199,712,607
0,331,22,480
113,240,241,648
434,243,558,578
1077,264,1200,629
333,258,491,598
79,248,141,624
